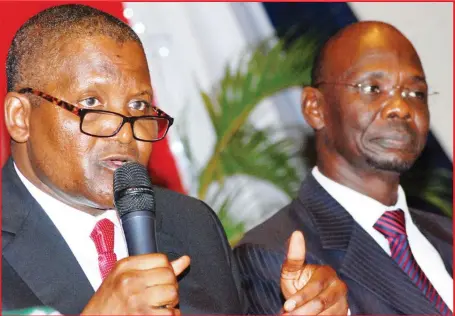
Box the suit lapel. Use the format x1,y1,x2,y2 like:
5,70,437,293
2,159,94,314
296,175,441,315
341,224,440,315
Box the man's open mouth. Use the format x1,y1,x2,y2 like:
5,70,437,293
99,155,136,170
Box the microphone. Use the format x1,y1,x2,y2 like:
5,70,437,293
113,162,158,255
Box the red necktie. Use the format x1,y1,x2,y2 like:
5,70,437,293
374,209,451,316
90,218,118,280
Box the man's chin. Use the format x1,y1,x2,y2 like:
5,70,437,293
82,191,115,211
365,155,414,173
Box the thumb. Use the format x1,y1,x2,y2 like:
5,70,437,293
171,255,191,276
281,231,306,298
282,230,306,277
287,230,306,263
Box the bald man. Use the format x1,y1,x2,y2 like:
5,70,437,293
234,21,453,315
3,4,352,315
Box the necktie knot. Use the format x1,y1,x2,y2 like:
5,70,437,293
374,209,406,239
90,218,115,253
90,218,117,280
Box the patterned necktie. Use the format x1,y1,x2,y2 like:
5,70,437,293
90,218,118,280
374,209,451,316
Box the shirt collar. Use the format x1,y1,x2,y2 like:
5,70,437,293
312,166,409,230
13,163,122,237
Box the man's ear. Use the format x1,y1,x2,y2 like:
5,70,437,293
301,87,326,131
4,92,32,143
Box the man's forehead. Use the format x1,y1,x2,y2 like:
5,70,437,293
36,36,151,94
342,51,423,78
57,36,144,61
322,30,422,81
55,37,147,72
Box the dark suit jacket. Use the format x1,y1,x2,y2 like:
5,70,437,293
234,174,453,315
2,158,246,314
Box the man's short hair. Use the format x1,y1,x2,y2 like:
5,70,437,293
6,4,142,92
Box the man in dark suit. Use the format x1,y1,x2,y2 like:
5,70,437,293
234,21,453,315
2,4,349,315
2,4,243,314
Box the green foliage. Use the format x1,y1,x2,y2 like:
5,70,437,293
197,35,319,200
184,36,321,244
220,124,302,198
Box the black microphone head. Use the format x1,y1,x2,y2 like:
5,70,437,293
113,162,156,217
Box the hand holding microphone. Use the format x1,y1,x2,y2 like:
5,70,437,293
82,253,189,315
82,162,190,315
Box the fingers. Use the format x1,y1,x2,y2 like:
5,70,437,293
115,267,177,294
283,268,348,315
112,267,180,310
147,308,180,316
115,253,172,272
318,299,349,315
283,299,323,315
171,255,191,276
283,265,318,309
83,254,190,315
128,306,179,316
114,254,190,273
285,265,336,309
141,284,180,307
112,255,190,291
124,284,179,313
114,255,189,294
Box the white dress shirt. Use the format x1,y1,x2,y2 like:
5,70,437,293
312,167,453,311
14,164,129,291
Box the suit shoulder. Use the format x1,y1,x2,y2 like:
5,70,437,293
411,208,452,225
153,186,218,221
153,186,228,244
410,208,453,240
237,201,317,250
153,186,234,268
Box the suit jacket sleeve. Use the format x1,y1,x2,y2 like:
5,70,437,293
200,201,249,314
156,189,249,314
234,243,285,315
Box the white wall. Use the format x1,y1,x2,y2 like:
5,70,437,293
123,2,284,193
350,2,453,160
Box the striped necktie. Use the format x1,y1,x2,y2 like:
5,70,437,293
90,218,118,280
374,209,451,316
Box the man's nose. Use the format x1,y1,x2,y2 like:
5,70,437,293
381,94,412,121
116,121,134,144
109,102,134,144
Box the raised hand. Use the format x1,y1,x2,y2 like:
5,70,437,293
280,231,348,315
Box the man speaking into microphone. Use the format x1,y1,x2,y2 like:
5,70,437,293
2,4,348,315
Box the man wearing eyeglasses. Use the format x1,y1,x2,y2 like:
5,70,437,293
2,3,243,314
234,21,453,315
2,4,350,315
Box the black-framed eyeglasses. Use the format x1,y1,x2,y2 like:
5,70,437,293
313,82,438,102
18,88,174,142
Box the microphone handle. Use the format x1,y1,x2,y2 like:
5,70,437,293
121,210,170,309
121,210,158,255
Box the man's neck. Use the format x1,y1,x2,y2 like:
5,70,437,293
12,148,106,216
317,156,401,207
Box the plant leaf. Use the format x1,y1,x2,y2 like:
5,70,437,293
198,34,320,199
